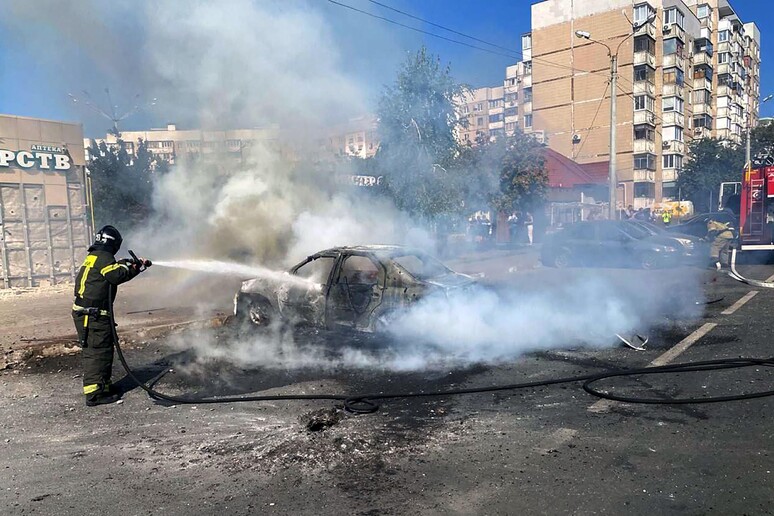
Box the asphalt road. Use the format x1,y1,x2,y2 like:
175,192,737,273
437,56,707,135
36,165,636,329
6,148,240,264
2,254,774,515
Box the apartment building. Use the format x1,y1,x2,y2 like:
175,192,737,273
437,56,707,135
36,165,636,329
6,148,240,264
86,124,283,164
529,0,760,209
325,115,380,159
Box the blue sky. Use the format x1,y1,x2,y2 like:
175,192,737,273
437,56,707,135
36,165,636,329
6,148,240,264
0,0,769,136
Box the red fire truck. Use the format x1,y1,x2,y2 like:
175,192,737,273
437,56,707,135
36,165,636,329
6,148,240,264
739,166,774,251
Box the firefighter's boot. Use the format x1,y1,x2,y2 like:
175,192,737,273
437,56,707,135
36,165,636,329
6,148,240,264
85,389,121,406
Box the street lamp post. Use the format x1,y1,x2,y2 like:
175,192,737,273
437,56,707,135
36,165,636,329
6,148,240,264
576,14,654,220
746,94,773,166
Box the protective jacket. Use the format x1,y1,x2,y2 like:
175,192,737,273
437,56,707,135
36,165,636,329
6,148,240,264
73,246,139,310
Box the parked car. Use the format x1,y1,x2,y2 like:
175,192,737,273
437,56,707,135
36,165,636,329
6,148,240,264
234,245,475,332
665,212,738,239
623,220,709,264
540,220,681,269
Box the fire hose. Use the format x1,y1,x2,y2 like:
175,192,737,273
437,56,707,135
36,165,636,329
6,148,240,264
109,256,774,415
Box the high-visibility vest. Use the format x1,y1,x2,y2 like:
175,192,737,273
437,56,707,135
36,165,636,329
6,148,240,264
662,211,672,223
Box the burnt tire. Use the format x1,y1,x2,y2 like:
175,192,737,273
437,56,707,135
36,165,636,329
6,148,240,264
237,295,275,327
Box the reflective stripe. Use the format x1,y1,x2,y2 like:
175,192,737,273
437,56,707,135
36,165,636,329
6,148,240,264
83,314,89,328
100,263,126,276
83,384,100,395
78,255,98,297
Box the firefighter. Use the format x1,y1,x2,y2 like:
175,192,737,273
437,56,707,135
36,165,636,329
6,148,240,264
706,219,735,264
72,226,150,406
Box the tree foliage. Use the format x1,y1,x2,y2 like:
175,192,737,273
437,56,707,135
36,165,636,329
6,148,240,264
374,47,470,220
87,138,168,230
677,137,744,213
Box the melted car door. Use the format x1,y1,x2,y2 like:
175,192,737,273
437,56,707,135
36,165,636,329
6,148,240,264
326,254,385,330
279,255,336,327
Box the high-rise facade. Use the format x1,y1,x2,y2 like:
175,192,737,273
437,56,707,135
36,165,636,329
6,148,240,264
528,0,760,209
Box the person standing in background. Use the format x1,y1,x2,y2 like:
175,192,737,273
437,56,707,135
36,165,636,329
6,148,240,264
525,211,534,245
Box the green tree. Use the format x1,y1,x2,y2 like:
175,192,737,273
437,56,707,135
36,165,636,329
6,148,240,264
677,137,744,213
374,47,470,221
87,138,167,230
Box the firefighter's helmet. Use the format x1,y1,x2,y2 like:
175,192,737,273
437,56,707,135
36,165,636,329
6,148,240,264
94,225,123,253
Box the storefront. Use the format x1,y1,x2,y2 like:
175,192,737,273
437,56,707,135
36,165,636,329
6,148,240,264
0,114,91,288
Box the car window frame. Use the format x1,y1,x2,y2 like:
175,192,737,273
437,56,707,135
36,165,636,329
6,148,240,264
290,253,338,287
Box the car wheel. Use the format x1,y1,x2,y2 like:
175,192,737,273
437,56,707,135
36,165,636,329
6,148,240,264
238,295,274,327
553,250,571,268
640,252,659,270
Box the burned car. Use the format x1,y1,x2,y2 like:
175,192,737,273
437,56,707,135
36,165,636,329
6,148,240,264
234,245,475,332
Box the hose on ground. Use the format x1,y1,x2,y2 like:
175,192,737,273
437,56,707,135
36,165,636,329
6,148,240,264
108,288,774,415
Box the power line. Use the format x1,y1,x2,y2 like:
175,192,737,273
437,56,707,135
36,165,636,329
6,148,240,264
326,0,522,60
574,82,610,159
329,0,618,81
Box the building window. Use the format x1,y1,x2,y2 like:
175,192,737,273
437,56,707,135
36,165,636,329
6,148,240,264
523,88,533,102
524,61,532,75
522,34,532,50
489,113,503,123
694,65,713,82
524,115,533,128
505,122,517,133
718,52,730,64
662,97,684,112
663,67,684,86
664,7,684,28
663,181,678,199
504,107,518,117
488,99,503,109
634,65,655,83
505,92,518,103
694,39,713,56
692,89,712,105
634,94,654,111
634,153,656,170
634,35,655,53
633,3,655,24
694,114,713,128
718,30,729,42
663,126,684,142
634,182,655,198
663,154,683,169
473,102,484,112
633,125,655,141
663,37,684,56
697,4,710,19
462,105,470,114
477,117,484,126
491,128,505,138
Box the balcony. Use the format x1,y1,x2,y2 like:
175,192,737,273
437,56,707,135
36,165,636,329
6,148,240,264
634,21,656,38
700,16,714,31
663,53,686,70
693,52,712,67
522,101,532,114
717,62,730,75
633,81,655,95
633,140,655,153
633,170,656,181
522,74,532,88
662,140,685,154
662,169,678,182
634,109,656,126
662,83,684,98
662,23,685,42
693,103,712,116
634,51,656,67
717,41,730,54
662,111,684,127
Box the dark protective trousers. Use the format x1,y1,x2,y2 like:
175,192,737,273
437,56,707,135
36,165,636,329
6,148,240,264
72,311,115,392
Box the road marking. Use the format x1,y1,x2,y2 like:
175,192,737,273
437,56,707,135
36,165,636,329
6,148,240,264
535,427,577,455
589,322,718,413
721,290,758,315
765,272,774,282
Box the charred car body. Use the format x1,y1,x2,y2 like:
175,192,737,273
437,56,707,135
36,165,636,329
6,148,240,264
234,245,475,332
